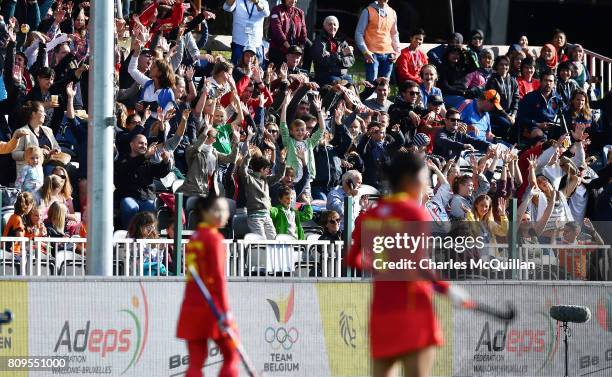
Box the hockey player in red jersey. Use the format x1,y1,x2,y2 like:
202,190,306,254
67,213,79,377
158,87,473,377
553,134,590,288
347,152,470,377
177,194,239,377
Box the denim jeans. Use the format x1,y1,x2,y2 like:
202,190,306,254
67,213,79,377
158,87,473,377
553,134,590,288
365,53,394,83
120,197,156,228
230,42,264,67
490,112,514,140
311,186,329,201
4,0,43,29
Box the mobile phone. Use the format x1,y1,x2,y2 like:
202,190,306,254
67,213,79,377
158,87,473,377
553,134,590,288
347,180,355,192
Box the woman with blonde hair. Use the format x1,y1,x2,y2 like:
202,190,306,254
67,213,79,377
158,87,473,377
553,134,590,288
464,194,509,259
38,174,64,208
51,166,73,201
45,201,67,238
50,166,81,228
418,64,444,110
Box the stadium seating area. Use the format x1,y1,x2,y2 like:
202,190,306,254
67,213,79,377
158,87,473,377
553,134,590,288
0,0,610,281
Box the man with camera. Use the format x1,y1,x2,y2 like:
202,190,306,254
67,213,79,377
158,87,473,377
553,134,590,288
518,70,564,141
433,108,491,161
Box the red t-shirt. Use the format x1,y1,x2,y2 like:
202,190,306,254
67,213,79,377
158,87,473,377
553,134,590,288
517,76,540,99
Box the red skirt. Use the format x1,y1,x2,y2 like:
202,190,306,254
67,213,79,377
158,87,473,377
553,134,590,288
370,281,443,359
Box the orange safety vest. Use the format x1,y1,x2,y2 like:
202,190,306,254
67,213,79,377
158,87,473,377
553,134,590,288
364,5,396,54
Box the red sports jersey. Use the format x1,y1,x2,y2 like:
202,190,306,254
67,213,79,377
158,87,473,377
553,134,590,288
177,223,230,340
347,193,449,359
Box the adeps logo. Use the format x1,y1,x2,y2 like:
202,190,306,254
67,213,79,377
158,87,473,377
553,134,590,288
54,283,149,374
473,292,560,372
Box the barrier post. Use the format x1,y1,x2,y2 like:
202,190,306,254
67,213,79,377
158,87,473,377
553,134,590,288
343,195,353,277
87,0,115,276
174,192,184,275
0,189,3,236
509,198,518,279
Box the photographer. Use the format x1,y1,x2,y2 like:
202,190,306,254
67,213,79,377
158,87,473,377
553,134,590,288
433,108,491,161
517,71,564,141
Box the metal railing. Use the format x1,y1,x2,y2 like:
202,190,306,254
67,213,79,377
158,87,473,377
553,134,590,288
519,244,611,281
0,237,346,278
413,43,612,98
1,237,610,281
427,243,611,281
229,239,344,278
584,48,612,98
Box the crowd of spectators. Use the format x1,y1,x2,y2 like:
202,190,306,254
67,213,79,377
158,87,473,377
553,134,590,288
0,0,610,280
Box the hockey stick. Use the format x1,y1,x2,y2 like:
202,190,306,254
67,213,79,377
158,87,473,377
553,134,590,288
463,299,516,322
187,265,259,377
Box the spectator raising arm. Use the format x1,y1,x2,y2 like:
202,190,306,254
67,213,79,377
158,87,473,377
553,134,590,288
128,40,151,86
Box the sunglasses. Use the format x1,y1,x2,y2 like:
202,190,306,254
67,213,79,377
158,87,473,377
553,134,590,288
408,91,420,95
268,129,279,133
57,175,67,180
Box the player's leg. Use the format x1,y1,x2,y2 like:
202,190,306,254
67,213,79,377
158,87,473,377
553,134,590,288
217,334,240,377
400,346,437,377
186,339,209,377
372,356,398,377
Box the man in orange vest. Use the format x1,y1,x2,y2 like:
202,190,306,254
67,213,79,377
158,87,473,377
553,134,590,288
355,0,401,83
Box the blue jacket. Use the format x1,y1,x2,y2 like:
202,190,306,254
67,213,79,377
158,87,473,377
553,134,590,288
517,90,563,131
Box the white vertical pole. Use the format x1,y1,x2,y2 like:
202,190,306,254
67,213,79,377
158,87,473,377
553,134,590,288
87,0,115,275
448,0,455,34
607,62,611,95
600,59,605,98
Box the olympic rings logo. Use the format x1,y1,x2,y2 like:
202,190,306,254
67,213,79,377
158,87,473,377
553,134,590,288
264,326,299,350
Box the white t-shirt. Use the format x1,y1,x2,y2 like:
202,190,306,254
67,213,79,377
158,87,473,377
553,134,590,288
294,141,308,182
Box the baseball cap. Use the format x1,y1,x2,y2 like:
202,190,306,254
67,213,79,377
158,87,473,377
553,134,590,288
287,45,303,55
471,29,484,40
243,45,257,54
413,133,431,148
482,89,503,111
141,48,154,57
428,94,444,106
449,32,463,45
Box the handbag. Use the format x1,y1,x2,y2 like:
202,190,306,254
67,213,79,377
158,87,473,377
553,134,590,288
46,151,72,166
